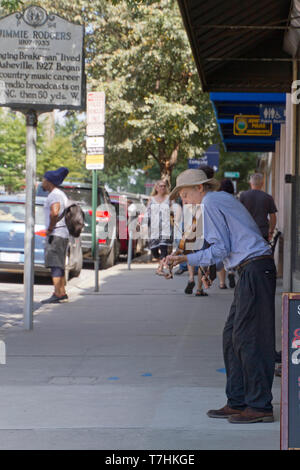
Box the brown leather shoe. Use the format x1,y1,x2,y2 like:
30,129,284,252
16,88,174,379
207,405,244,419
228,407,274,423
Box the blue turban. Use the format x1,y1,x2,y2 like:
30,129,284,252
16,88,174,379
44,167,69,186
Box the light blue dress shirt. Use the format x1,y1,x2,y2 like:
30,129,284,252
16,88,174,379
187,191,272,270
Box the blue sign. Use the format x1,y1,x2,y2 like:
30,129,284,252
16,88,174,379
259,105,286,124
188,144,219,172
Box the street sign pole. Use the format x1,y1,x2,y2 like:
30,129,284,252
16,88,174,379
86,91,105,292
92,169,99,292
24,109,37,330
0,5,85,329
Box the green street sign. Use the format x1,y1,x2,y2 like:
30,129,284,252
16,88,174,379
224,171,240,178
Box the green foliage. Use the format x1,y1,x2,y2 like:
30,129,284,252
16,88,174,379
37,112,87,182
0,0,23,14
0,0,259,195
0,109,87,192
38,0,218,184
218,150,258,192
0,110,27,192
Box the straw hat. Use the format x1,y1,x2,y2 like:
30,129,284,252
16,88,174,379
169,169,220,200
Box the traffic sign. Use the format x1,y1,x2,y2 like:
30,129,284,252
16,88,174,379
86,92,105,136
86,136,104,155
86,154,104,170
259,105,286,124
234,115,272,136
224,171,240,178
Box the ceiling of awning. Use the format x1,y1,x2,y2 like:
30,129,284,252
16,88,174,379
177,0,293,92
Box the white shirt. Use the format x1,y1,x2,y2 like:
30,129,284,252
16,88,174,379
44,187,69,239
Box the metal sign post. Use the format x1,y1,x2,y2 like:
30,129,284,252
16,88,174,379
92,169,99,292
23,109,37,330
86,92,105,292
0,5,85,329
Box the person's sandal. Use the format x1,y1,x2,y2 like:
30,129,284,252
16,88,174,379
195,289,208,296
184,281,195,294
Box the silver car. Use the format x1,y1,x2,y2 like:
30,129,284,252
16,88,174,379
0,195,83,279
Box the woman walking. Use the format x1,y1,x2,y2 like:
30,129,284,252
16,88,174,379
147,180,177,275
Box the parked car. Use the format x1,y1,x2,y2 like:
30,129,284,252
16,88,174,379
37,181,119,268
108,191,148,257
0,195,82,278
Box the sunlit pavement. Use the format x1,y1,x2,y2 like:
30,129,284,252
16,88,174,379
0,261,282,450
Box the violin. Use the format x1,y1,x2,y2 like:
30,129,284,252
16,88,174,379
162,216,216,288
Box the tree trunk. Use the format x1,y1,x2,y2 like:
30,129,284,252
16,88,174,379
159,144,180,189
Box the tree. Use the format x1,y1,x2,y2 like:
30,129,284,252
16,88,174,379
29,0,218,185
0,110,27,192
0,0,259,193
0,109,87,192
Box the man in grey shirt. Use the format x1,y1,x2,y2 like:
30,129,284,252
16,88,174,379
239,173,277,241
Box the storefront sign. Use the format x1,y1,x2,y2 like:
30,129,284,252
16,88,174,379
259,105,286,124
188,144,219,172
0,5,85,110
281,294,300,450
234,115,272,136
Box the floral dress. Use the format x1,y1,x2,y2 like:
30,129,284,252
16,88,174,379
147,196,175,251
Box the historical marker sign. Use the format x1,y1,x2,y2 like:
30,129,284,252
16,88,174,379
0,5,85,110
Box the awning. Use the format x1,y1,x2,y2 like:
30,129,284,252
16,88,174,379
210,92,286,152
177,0,293,92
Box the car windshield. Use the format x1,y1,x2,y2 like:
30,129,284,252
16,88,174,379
60,188,95,206
37,183,105,207
0,202,45,224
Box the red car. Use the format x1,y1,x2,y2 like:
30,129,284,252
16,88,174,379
108,192,148,257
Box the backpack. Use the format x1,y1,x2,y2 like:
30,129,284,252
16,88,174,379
57,201,85,238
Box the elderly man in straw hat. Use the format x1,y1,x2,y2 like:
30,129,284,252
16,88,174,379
165,168,276,424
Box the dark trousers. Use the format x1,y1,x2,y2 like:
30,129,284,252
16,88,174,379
223,258,276,412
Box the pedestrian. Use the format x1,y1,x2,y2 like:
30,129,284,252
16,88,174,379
165,168,276,424
147,180,178,275
175,164,215,281
239,173,277,242
240,173,281,376
216,179,236,289
41,167,70,304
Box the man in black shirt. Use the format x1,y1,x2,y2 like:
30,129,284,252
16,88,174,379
239,173,277,241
